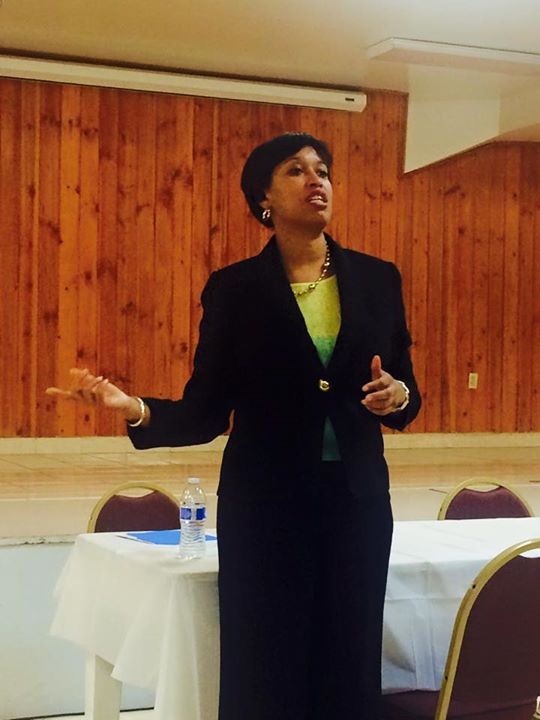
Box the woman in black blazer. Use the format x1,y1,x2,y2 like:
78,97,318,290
48,133,420,720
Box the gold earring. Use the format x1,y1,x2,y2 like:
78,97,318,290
262,208,271,221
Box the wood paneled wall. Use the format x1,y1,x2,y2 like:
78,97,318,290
400,143,540,432
1,77,539,436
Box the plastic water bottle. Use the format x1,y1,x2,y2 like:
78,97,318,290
179,477,207,559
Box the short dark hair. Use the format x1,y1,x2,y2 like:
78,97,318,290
240,132,332,228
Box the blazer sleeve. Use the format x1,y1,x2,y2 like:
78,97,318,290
127,271,234,449
380,263,421,431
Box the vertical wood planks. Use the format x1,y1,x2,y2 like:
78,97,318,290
77,87,100,435
58,84,81,436
501,146,521,431
346,109,366,251
133,93,157,402
115,90,140,407
531,145,540,430
36,84,62,436
97,89,122,436
486,146,506,431
166,96,194,395
0,80,21,435
1,77,540,436
153,94,180,398
423,164,444,432
18,82,40,436
190,98,215,371
469,148,492,432
362,93,384,258
454,155,474,432
407,171,429,433
517,146,535,432
379,93,403,265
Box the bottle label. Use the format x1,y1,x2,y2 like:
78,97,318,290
180,506,206,521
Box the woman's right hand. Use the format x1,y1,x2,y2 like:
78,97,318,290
46,368,142,422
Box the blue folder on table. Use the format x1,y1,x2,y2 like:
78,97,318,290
123,529,217,545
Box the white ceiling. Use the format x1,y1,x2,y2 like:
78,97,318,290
0,0,539,90
1,0,540,166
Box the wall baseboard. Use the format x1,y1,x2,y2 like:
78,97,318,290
384,432,540,449
0,435,227,454
0,432,538,454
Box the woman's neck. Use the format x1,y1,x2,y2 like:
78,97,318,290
275,229,329,283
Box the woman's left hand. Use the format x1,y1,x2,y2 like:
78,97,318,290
361,355,407,416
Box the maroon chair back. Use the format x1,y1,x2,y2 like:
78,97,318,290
92,487,179,533
382,543,540,720
444,486,531,520
447,552,540,718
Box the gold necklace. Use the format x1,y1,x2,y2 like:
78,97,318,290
292,241,331,297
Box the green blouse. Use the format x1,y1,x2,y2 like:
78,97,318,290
290,274,341,461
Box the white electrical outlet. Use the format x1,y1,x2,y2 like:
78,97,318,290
468,373,479,389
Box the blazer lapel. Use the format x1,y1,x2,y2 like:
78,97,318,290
255,237,326,374
326,236,374,376
253,234,377,379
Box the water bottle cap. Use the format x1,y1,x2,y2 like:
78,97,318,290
187,477,200,484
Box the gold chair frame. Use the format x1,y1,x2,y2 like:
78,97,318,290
434,537,540,720
437,477,534,520
87,481,179,532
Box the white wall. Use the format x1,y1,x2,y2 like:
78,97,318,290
404,66,540,171
404,66,501,171
0,540,154,720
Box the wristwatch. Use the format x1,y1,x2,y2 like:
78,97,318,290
394,380,410,412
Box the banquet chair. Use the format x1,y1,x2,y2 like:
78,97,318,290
437,478,533,520
382,537,540,720
87,481,180,532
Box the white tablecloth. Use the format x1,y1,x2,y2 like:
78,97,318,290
51,517,540,719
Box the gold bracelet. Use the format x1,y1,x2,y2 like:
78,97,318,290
127,396,146,427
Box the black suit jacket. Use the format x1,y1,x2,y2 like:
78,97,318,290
128,234,421,499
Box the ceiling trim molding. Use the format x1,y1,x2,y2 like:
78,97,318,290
367,38,540,75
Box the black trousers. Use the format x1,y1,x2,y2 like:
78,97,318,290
217,463,393,720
